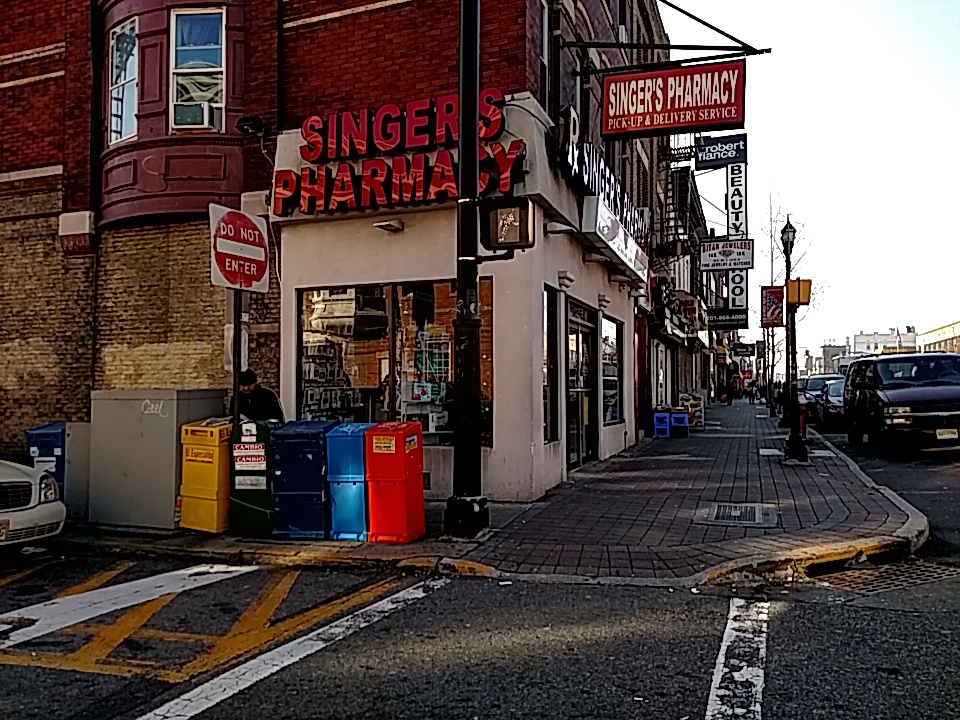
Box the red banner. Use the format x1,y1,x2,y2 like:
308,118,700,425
602,59,745,139
760,286,784,328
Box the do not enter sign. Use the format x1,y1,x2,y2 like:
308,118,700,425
209,204,270,293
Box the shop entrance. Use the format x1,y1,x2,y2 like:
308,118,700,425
566,301,598,469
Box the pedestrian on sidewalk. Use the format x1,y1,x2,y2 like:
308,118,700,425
726,378,735,405
232,369,285,422
748,380,756,404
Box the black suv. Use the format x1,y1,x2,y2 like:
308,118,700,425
844,353,960,451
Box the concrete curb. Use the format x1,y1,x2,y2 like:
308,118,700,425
814,431,930,552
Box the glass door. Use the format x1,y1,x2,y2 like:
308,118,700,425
567,302,598,469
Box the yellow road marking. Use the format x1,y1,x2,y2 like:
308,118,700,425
62,623,217,645
0,570,404,684
0,563,49,588
56,560,136,598
69,594,176,664
164,575,403,682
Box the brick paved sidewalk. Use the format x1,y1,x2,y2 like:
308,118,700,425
468,400,915,580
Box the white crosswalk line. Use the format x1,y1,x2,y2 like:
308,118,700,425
135,578,450,720
0,564,257,649
705,598,771,720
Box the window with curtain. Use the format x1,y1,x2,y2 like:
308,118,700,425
602,316,624,424
171,10,224,131
109,19,138,143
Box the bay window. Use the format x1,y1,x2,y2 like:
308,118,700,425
109,19,138,143
171,10,225,131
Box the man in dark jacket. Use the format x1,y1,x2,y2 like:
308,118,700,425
233,369,285,422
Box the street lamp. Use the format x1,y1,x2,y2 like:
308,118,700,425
780,216,807,462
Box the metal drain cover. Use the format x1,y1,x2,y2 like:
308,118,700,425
695,502,779,528
818,561,960,596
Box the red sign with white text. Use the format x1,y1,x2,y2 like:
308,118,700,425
209,205,270,294
602,59,746,139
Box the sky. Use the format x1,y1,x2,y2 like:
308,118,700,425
657,0,960,363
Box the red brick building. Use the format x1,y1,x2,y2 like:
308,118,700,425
0,0,680,499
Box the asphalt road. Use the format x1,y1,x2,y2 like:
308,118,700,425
1,546,959,720
820,428,960,564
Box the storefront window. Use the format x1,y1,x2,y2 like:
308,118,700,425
299,286,391,423
298,280,493,446
602,316,623,424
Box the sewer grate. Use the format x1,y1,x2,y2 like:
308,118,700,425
809,449,836,458
758,448,783,457
715,504,757,523
817,561,960,596
695,502,779,528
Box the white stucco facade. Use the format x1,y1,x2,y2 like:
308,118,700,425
264,94,643,502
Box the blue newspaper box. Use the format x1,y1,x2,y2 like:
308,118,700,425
270,420,341,538
327,423,376,541
26,422,66,496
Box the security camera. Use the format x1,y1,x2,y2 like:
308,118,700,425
236,115,267,138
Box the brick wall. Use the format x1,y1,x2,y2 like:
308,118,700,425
95,222,231,392
0,189,95,461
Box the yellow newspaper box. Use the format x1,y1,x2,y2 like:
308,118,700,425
180,419,232,533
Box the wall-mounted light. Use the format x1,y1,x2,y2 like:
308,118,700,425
373,220,405,233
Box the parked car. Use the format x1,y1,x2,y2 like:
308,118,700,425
817,378,845,430
844,353,960,452
0,461,66,551
800,373,844,423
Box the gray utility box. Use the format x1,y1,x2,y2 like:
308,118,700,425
64,422,91,521
89,389,227,530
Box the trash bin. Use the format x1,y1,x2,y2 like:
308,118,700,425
653,412,671,438
326,423,376,541
270,420,341,539
365,422,425,544
180,419,232,533
26,422,66,497
230,419,282,538
671,411,690,439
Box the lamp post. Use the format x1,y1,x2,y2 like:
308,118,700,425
444,0,490,538
781,217,807,462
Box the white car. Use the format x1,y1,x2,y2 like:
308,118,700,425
0,461,66,548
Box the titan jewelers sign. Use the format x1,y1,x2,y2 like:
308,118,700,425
271,89,526,218
601,59,745,139
700,237,754,271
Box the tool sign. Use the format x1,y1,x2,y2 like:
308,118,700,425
209,204,270,294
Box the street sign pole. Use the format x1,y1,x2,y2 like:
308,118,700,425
232,290,243,429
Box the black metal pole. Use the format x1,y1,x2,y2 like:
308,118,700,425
444,0,489,538
231,290,243,428
783,246,807,461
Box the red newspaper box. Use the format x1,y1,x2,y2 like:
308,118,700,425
365,422,425,543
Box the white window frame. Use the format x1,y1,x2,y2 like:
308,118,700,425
108,18,138,144
169,7,226,132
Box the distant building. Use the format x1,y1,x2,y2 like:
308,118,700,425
821,342,848,373
920,321,960,353
853,328,917,354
